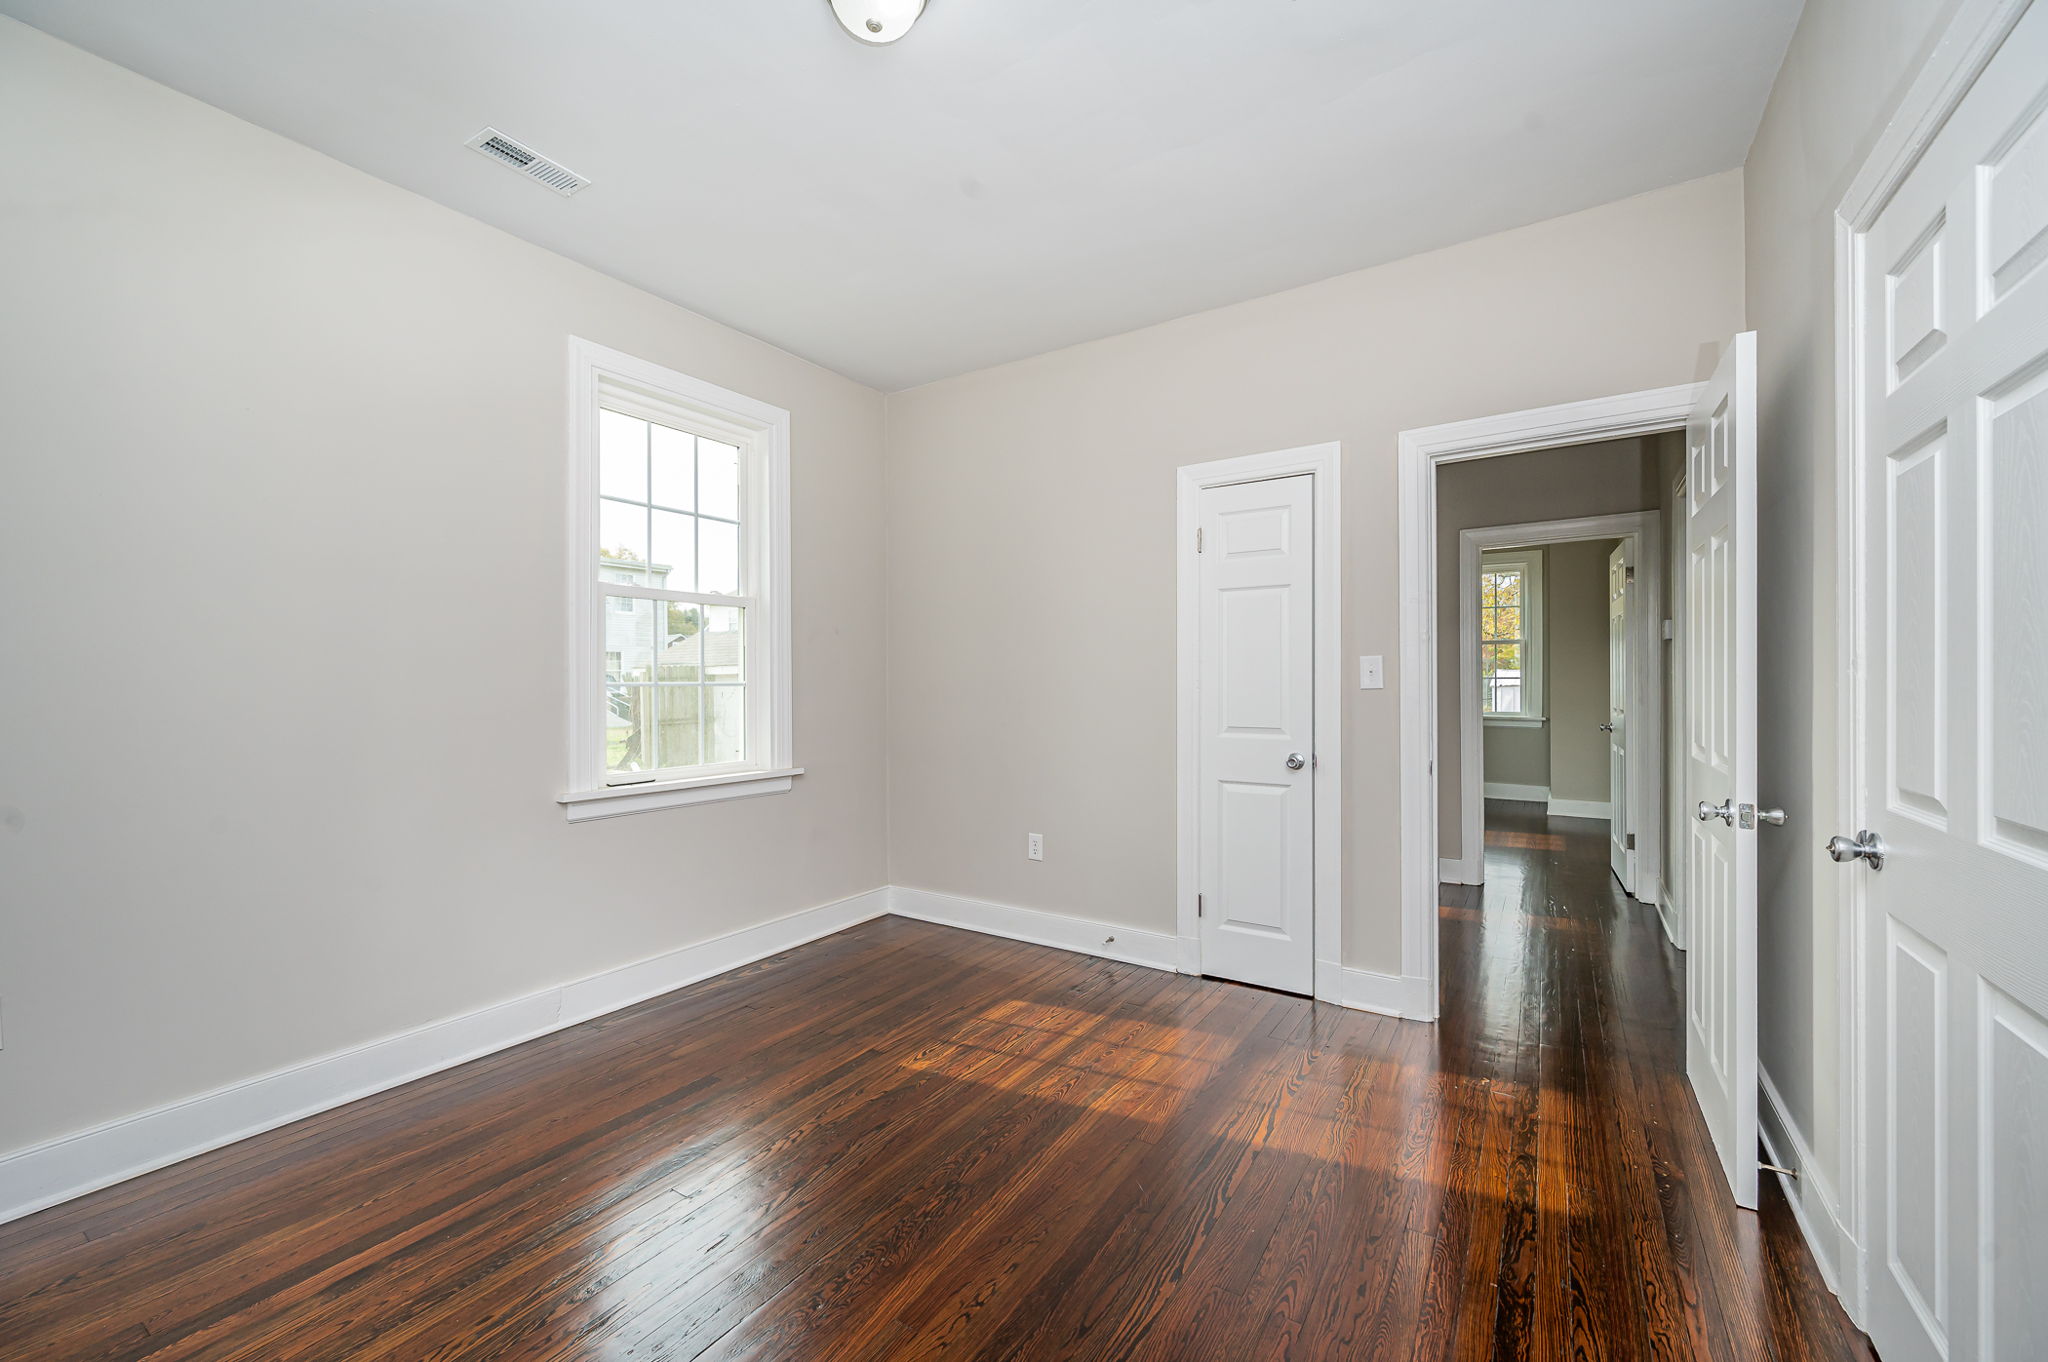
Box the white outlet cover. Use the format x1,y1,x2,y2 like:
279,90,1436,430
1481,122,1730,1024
1358,655,1385,689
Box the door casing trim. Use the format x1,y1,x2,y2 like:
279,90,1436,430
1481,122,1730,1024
1454,512,1665,907
1176,443,1343,1003
1397,384,1701,1021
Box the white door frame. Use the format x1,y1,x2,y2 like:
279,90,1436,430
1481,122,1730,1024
1176,443,1343,1003
1454,512,1665,900
1397,384,1701,1019
1831,0,2037,1324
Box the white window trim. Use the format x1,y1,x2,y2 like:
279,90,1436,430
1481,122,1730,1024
559,338,797,819
1478,549,1544,722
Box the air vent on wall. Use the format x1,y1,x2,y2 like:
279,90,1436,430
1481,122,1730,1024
464,128,589,196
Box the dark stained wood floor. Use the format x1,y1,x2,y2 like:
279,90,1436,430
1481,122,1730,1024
0,803,1874,1360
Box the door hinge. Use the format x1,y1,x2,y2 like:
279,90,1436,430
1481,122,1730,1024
1197,893,1204,917
1625,565,1636,583
1626,833,1636,850
1196,527,1204,552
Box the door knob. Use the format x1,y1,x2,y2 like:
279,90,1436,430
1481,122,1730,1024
1826,829,1887,871
1697,799,1736,826
1285,752,1307,770
1599,723,1616,732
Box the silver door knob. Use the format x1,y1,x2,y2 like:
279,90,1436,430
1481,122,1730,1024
1697,799,1736,826
1827,829,1887,871
1599,723,1615,732
1285,752,1307,770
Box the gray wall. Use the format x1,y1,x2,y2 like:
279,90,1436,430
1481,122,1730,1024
0,23,889,1155
1544,539,1620,805
1482,725,1550,790
1742,0,1963,1185
886,179,1744,977
1436,441,1661,860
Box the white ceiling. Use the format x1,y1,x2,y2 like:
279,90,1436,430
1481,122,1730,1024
2,1,1802,390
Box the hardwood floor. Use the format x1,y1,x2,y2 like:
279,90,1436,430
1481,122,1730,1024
0,804,1873,1360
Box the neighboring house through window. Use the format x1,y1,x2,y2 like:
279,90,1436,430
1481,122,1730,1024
1480,550,1543,721
561,339,796,820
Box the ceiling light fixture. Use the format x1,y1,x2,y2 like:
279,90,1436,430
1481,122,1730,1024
828,0,926,45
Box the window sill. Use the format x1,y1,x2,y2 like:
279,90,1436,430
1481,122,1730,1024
1482,715,1547,728
558,767,804,821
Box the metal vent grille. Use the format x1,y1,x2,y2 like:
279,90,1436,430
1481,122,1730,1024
464,128,589,197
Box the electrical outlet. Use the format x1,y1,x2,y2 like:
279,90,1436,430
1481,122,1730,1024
1358,654,1384,689
1027,833,1044,861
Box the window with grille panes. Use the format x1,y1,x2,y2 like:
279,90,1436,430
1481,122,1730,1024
1479,551,1543,720
562,340,794,819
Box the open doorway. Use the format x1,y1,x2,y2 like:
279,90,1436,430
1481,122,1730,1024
1456,517,1664,915
1431,435,1688,938
1396,359,1772,1211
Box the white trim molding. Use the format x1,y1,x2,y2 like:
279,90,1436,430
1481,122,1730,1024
1546,796,1615,821
1652,875,1685,949
1484,782,1551,803
1,883,1447,1226
1340,967,1438,1018
889,887,1180,971
1439,856,1482,886
558,766,804,820
1399,385,1698,1020
1829,0,2034,1325
1760,1068,1860,1308
563,337,796,818
0,887,893,1226
1175,443,1344,1005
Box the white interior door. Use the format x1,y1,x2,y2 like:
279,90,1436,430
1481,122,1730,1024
1855,8,2048,1358
1684,330,1760,1209
1608,542,1632,889
1197,474,1316,995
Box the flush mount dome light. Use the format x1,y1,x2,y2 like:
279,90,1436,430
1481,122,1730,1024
829,0,926,44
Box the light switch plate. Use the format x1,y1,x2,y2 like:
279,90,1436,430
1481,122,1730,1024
1358,655,1384,689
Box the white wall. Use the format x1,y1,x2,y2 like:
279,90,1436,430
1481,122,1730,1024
0,22,888,1156
886,175,1744,976
1742,0,1963,1189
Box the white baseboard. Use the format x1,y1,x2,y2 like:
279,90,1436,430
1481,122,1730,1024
1759,1066,1861,1318
1339,967,1436,1020
5,881,1432,1227
887,886,1179,971
1654,881,1685,949
1438,856,1483,886
1483,782,1550,802
1546,797,1612,820
0,887,893,1227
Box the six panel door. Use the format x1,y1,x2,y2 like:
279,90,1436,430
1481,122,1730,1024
1857,5,2048,1358
1197,474,1317,995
